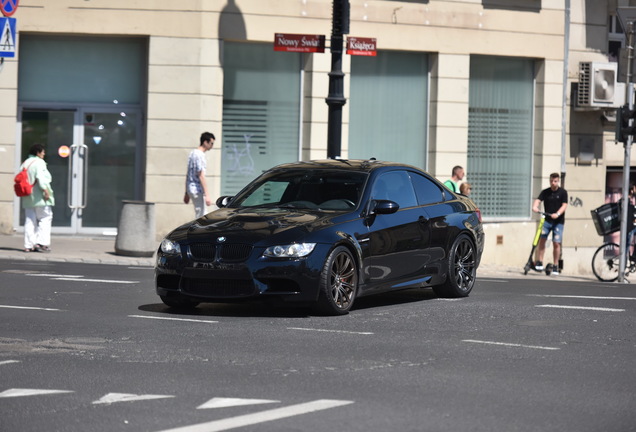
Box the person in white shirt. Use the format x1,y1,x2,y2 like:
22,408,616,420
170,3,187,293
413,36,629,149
184,132,215,218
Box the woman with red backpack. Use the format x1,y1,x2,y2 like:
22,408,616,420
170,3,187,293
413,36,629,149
19,144,55,253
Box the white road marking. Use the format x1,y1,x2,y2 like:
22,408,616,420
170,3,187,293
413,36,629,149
477,278,509,283
156,399,354,432
288,327,373,335
529,295,636,301
129,315,219,324
0,304,61,311
462,340,560,351
93,392,174,405
26,274,83,278
51,277,138,284
535,304,625,312
0,388,74,398
197,397,279,410
0,360,20,366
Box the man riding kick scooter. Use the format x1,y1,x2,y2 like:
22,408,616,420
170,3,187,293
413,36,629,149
532,173,568,276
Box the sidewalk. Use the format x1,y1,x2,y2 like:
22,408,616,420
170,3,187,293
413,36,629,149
0,234,155,267
0,233,594,281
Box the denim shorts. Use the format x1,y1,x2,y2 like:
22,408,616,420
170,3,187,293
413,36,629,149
541,220,564,243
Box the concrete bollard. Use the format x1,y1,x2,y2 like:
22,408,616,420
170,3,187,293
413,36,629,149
115,200,156,257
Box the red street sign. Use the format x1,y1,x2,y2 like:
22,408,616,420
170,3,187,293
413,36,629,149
1,0,18,17
274,33,325,53
347,37,377,57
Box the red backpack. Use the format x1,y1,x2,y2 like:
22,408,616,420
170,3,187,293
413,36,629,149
14,161,36,197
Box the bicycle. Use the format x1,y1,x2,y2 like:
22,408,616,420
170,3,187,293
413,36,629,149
591,239,636,282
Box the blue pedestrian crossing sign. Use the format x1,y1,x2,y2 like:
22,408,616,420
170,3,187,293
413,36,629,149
0,16,16,58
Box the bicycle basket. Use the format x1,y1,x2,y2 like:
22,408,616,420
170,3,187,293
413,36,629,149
590,203,621,236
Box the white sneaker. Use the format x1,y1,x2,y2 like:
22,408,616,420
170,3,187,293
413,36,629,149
551,268,559,276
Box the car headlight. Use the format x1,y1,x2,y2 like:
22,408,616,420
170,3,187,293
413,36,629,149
263,243,316,258
160,238,181,255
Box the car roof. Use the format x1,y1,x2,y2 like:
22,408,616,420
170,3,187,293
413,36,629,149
267,159,423,174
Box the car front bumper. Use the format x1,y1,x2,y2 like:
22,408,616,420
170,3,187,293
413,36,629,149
155,243,331,304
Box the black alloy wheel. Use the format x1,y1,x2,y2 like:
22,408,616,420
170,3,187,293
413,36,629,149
433,234,476,298
315,246,358,315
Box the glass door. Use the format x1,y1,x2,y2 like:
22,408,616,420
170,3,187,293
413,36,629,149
19,109,75,231
18,107,142,234
79,109,140,230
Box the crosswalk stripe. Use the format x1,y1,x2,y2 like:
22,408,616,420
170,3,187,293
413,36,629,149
156,399,354,432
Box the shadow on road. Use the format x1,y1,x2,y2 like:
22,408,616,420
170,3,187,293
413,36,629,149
138,287,440,318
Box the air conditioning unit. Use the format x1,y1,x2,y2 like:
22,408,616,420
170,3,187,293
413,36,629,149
577,62,619,109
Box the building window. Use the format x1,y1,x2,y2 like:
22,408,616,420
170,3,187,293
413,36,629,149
18,35,146,104
609,14,624,62
349,51,428,168
467,56,534,219
221,42,301,195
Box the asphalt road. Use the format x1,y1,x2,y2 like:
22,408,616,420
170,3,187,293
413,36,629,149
1,259,635,432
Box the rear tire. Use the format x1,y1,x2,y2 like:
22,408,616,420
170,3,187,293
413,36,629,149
592,243,620,282
315,246,358,315
433,234,476,298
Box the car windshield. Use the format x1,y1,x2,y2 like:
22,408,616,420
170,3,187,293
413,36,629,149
231,169,368,210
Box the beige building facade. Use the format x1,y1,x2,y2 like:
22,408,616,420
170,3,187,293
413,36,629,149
0,0,633,275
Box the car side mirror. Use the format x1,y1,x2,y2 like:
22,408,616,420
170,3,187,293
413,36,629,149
216,196,233,208
371,199,399,215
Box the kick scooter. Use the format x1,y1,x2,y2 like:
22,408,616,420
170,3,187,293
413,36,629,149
523,212,549,275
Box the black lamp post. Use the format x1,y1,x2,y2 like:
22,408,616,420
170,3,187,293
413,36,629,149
326,0,350,159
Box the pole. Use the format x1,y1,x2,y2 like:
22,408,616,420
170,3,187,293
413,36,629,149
618,22,635,283
326,33,345,159
326,0,349,159
558,0,570,272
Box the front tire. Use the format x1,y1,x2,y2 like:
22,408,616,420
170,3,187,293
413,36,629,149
315,246,358,315
523,261,531,275
433,234,476,298
592,243,620,282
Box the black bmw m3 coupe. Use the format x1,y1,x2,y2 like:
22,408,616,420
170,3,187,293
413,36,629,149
155,159,484,315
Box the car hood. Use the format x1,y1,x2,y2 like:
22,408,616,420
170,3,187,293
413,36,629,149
169,207,347,244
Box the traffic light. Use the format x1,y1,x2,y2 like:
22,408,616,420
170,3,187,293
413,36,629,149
616,104,636,143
